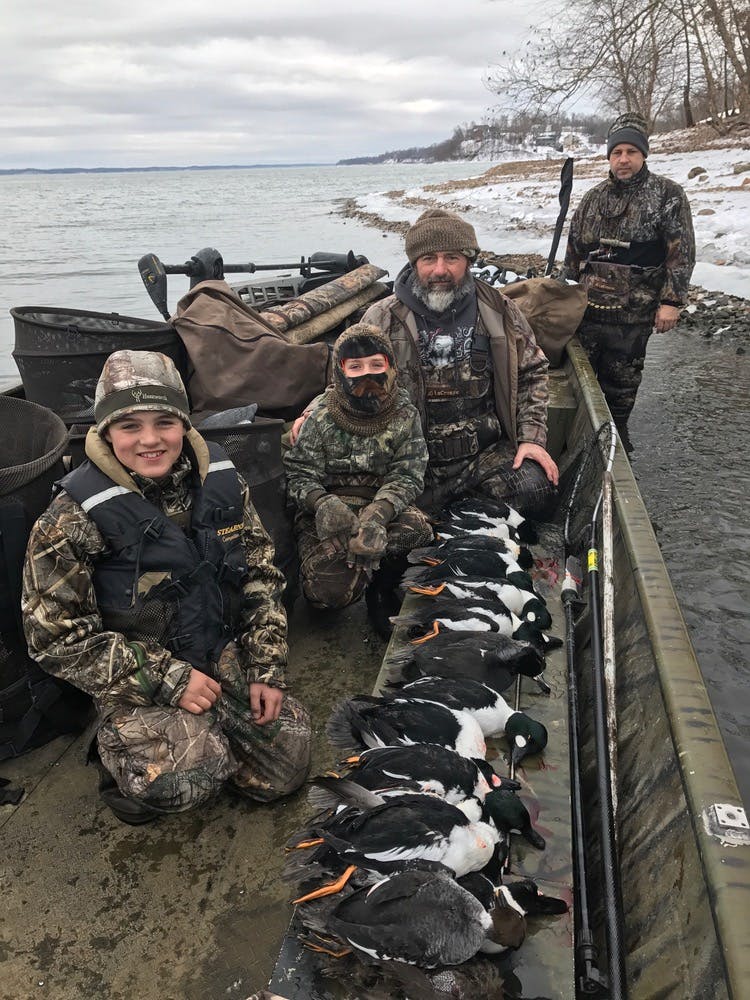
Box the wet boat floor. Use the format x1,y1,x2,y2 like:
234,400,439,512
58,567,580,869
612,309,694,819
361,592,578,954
0,528,573,1000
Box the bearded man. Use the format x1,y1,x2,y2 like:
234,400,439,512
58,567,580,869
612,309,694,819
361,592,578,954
358,208,558,516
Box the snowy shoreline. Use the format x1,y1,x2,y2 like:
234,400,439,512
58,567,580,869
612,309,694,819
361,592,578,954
347,142,750,302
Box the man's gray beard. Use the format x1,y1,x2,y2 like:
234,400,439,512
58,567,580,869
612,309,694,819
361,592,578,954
410,270,473,314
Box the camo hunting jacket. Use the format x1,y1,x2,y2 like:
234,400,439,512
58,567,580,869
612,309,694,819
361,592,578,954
362,278,549,450
22,430,288,712
284,387,429,515
562,165,695,323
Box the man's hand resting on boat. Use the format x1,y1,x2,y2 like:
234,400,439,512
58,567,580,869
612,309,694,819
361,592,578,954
249,682,284,725
514,443,559,486
178,668,222,714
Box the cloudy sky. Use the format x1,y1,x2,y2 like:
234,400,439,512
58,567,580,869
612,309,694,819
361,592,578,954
1,0,538,169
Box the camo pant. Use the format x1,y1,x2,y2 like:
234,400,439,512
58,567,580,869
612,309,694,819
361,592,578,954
418,438,556,519
577,319,653,421
295,503,433,610
97,692,311,811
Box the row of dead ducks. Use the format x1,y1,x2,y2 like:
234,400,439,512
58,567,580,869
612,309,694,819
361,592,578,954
283,497,567,1000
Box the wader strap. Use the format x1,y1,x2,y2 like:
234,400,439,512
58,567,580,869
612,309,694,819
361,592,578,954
470,330,490,374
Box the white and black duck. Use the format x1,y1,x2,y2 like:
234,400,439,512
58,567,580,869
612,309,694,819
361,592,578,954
318,743,519,805
326,694,487,759
286,784,500,896
403,574,552,631
386,677,548,766
390,597,552,650
403,547,535,588
444,497,539,545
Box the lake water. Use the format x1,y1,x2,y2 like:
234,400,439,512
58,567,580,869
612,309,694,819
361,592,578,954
1,162,748,810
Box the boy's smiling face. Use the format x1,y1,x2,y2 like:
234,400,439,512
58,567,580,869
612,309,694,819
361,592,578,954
340,353,389,377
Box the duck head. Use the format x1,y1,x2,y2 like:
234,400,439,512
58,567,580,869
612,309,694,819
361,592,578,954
505,711,548,766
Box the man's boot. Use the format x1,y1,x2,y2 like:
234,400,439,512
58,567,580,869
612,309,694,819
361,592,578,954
365,555,408,640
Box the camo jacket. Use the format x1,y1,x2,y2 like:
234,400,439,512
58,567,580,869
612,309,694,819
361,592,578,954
362,277,549,450
562,165,695,322
22,429,288,713
284,387,428,515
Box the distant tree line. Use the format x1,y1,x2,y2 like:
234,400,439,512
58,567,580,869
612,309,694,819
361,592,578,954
486,0,750,132
337,115,612,166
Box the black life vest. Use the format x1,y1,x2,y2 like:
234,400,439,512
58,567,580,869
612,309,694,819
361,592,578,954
60,442,248,673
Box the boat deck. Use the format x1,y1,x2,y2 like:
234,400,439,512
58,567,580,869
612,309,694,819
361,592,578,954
0,599,384,1000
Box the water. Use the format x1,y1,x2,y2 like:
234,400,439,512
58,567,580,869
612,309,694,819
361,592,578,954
1,163,748,810
0,162,494,376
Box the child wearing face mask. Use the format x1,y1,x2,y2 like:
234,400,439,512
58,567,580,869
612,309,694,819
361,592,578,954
284,323,433,616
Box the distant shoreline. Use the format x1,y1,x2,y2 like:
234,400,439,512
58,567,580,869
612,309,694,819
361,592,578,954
0,163,332,176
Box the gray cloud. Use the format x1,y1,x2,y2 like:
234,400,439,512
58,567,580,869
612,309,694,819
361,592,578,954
1,1,535,167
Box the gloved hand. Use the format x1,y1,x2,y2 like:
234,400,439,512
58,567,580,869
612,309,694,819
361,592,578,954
314,494,359,552
346,501,393,574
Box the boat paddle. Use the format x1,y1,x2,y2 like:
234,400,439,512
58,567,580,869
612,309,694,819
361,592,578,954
545,157,574,277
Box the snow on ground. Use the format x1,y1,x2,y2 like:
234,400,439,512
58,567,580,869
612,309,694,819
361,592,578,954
354,136,750,299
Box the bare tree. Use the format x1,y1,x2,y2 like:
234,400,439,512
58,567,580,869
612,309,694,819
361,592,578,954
486,0,682,127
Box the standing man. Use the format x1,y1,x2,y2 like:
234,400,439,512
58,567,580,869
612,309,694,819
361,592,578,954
563,113,695,426
359,208,558,517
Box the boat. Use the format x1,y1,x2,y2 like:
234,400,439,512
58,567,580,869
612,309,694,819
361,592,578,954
1,254,748,1000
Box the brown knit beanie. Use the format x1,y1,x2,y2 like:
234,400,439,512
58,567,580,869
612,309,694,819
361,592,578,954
94,350,191,434
606,113,649,158
404,209,480,264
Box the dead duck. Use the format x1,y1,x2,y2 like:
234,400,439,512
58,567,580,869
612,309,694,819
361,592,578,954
383,630,547,693
444,497,539,545
326,694,487,759
286,785,500,899
388,676,548,766
404,575,552,630
314,744,519,807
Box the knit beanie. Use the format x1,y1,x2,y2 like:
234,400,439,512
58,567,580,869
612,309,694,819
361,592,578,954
404,209,480,265
332,322,396,370
94,349,191,434
606,113,649,158
327,323,398,433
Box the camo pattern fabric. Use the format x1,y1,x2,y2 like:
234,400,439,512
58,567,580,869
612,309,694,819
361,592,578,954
576,319,653,420
362,277,550,450
284,387,429,517
260,264,388,332
563,165,695,323
22,457,289,711
417,436,555,518
294,502,433,609
97,690,311,809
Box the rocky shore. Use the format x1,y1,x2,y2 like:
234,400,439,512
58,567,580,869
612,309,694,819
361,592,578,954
338,198,750,347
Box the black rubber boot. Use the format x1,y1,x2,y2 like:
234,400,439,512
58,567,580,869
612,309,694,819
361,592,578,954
96,764,162,826
365,555,409,640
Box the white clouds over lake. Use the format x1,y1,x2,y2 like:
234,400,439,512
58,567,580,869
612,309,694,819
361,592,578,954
1,0,533,168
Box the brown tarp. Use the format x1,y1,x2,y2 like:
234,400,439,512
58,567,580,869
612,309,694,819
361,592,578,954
170,280,330,420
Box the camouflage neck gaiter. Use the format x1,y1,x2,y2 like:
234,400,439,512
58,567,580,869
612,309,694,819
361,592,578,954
326,366,399,436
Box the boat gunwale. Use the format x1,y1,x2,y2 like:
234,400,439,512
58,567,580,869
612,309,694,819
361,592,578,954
567,337,750,997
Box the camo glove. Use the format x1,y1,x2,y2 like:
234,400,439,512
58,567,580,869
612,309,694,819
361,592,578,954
346,501,394,574
314,494,359,553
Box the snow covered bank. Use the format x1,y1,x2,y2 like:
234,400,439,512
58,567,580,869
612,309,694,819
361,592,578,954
351,137,750,300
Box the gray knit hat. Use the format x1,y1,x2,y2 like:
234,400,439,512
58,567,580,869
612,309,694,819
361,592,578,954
606,113,649,158
94,350,191,434
405,209,480,264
